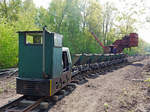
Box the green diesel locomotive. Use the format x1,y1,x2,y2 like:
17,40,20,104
16,28,126,96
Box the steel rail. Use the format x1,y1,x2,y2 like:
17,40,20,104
0,96,25,112
1,96,46,112
21,97,46,112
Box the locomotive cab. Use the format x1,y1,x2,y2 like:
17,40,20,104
16,29,72,96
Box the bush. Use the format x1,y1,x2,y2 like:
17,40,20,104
0,18,18,68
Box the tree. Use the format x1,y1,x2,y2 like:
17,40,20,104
0,0,22,21
0,18,18,68
0,0,149,68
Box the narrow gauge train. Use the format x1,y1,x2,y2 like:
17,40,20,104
17,28,127,96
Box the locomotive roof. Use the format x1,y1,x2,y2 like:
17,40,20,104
17,31,63,37
17,31,43,36
17,31,43,33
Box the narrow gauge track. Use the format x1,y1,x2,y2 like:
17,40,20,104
0,95,46,112
0,55,146,112
0,68,18,76
0,84,76,112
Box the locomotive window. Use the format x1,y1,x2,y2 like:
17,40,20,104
26,34,42,45
62,51,69,71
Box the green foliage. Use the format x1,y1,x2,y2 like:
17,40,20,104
145,78,150,82
0,0,38,68
0,18,18,68
104,102,109,112
0,0,150,68
0,0,22,21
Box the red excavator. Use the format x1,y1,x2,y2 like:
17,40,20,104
91,32,138,54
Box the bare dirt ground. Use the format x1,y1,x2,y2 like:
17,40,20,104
50,57,150,112
0,57,150,112
0,73,22,107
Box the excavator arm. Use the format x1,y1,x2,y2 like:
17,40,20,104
91,32,105,49
90,32,111,53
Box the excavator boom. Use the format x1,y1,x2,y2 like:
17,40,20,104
91,32,105,49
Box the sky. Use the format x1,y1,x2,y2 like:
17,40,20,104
33,0,150,43
33,0,50,9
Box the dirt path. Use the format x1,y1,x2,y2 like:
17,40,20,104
50,58,150,112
